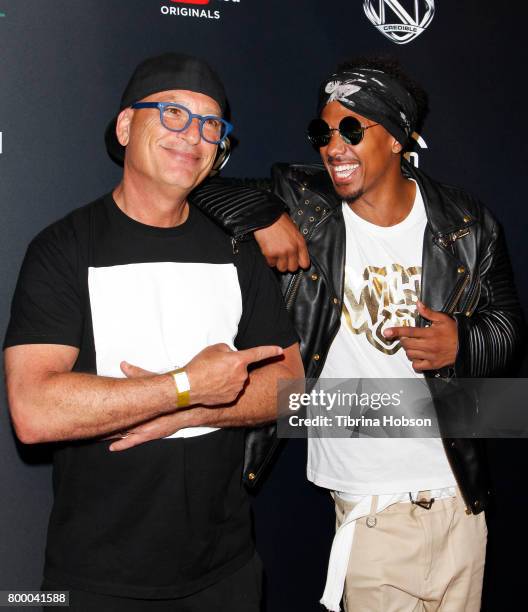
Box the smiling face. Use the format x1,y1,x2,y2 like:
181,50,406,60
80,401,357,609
116,89,220,195
319,101,401,202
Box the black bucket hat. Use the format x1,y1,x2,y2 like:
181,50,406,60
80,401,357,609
105,52,227,165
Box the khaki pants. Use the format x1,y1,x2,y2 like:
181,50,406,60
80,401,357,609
334,492,487,612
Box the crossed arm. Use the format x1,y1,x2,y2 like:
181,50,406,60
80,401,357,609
4,340,303,446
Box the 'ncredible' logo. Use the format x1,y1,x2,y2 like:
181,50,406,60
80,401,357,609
363,0,435,45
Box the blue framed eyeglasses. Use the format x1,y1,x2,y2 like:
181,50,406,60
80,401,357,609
131,101,233,145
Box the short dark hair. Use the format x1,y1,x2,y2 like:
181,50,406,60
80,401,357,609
336,55,429,137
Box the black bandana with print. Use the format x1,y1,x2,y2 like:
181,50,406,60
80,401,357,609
318,68,418,146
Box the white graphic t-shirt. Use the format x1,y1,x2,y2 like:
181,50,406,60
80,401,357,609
307,182,456,494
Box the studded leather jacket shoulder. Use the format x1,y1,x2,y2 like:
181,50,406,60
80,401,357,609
191,161,525,511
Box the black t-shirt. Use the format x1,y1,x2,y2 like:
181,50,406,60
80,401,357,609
4,194,297,598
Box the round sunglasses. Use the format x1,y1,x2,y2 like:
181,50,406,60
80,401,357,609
307,117,379,148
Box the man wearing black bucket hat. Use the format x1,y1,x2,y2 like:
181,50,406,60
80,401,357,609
192,57,524,611
3,53,302,610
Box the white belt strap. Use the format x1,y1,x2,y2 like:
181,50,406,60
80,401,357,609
320,493,399,612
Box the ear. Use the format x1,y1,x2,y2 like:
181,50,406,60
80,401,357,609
116,108,133,147
392,139,403,154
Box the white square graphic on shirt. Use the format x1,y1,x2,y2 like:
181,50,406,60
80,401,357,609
88,261,242,438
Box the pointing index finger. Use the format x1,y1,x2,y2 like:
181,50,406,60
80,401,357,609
384,326,424,339
238,345,283,365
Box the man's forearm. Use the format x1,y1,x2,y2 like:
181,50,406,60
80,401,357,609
8,369,176,444
6,342,294,445
190,177,282,238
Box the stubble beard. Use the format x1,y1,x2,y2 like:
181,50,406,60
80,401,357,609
335,186,363,203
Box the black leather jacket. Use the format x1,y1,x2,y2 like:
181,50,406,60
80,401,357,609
192,160,524,513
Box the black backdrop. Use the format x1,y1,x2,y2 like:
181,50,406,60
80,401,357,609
1,1,527,610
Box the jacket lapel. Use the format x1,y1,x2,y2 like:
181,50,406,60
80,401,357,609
403,161,474,316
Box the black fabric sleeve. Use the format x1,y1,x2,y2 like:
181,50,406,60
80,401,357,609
3,220,84,349
234,239,298,351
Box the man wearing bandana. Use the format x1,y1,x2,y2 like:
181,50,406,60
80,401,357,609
194,57,524,611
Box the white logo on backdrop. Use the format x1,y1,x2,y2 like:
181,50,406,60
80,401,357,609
404,132,427,168
363,0,435,45
160,0,240,21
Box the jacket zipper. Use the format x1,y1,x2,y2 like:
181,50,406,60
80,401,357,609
436,227,471,249
285,272,303,310
463,280,481,316
284,206,334,311
433,227,472,315
445,273,470,315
